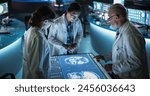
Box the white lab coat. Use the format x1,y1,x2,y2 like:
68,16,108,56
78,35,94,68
48,14,83,56
23,27,50,79
112,21,149,79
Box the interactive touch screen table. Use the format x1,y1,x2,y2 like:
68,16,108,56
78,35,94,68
48,53,111,79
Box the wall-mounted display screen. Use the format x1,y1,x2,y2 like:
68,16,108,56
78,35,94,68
146,11,150,26
0,0,11,19
93,1,103,11
0,2,8,16
128,8,146,25
113,0,124,5
124,0,150,10
102,3,110,12
93,1,111,12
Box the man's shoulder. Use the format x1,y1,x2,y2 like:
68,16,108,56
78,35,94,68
53,15,64,23
76,18,82,24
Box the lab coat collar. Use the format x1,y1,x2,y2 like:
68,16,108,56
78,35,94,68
113,21,130,47
63,13,73,26
118,20,130,35
61,14,68,33
63,13,68,25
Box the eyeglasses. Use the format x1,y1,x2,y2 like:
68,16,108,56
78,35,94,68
70,13,80,18
69,11,80,18
107,15,117,21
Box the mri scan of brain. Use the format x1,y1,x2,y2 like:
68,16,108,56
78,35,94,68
65,56,89,65
67,71,100,79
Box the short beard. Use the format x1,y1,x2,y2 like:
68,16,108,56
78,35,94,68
109,24,118,30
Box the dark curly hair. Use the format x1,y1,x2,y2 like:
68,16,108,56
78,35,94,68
29,6,55,27
67,2,81,12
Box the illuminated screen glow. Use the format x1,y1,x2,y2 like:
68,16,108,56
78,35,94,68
128,8,146,24
57,54,109,79
65,56,89,65
48,54,110,79
67,71,100,79
0,2,8,15
146,11,150,26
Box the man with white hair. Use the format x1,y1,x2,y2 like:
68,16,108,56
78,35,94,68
95,4,149,79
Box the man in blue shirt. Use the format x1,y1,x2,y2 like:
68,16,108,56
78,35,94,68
48,2,83,55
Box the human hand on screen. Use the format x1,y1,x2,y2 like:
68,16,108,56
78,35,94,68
94,55,105,62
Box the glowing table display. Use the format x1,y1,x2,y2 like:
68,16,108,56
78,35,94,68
49,53,110,79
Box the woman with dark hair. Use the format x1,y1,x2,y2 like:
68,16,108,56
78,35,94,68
23,6,55,79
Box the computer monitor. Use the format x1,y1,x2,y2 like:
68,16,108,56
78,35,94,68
102,3,110,12
97,2,102,11
93,1,103,11
0,0,11,20
128,8,146,25
93,1,98,10
113,0,124,5
146,11,150,26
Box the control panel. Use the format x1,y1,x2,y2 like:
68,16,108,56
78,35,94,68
128,8,146,25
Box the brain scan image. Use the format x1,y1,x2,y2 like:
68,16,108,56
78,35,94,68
50,54,108,79
64,56,89,65
67,71,100,79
